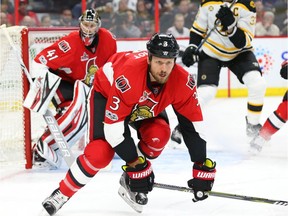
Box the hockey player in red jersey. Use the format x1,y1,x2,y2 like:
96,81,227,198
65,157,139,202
250,60,288,153
171,0,267,144
41,33,216,215
31,8,117,168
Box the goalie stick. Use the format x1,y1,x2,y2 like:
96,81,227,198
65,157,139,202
1,24,75,166
196,0,237,52
154,182,288,206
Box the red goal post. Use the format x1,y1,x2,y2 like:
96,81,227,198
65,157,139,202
0,26,77,169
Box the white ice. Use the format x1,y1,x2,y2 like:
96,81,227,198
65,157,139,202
0,96,287,216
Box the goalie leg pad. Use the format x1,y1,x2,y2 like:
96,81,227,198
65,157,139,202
41,80,90,148
33,139,62,169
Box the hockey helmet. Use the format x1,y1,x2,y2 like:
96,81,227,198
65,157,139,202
79,8,101,46
146,33,179,59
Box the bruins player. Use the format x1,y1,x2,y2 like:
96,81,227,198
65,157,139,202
171,0,266,145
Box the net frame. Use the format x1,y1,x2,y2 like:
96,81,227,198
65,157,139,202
0,26,77,168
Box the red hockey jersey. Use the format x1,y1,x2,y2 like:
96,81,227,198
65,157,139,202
94,50,203,125
34,28,117,86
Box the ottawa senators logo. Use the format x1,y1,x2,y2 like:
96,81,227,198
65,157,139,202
130,105,153,122
115,75,131,93
186,74,196,90
130,95,158,122
84,57,98,86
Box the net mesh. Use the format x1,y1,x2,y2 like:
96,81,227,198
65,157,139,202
0,26,75,167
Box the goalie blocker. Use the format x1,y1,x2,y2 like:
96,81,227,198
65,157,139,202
23,71,61,115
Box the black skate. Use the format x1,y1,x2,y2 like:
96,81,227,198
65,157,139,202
170,124,182,144
246,116,262,138
42,188,69,216
118,172,148,213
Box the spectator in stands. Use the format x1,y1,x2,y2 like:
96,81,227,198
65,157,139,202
20,15,37,27
166,13,190,38
112,0,137,12
0,12,11,26
280,13,288,36
135,0,153,35
140,20,154,37
255,0,265,23
17,0,40,26
71,2,82,19
111,10,142,38
1,0,13,25
159,1,175,32
95,2,114,29
255,11,280,36
40,14,53,27
89,0,111,8
273,0,288,36
172,0,195,29
58,8,78,27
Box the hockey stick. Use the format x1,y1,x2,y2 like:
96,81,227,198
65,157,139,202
196,0,237,52
1,24,75,166
154,182,288,206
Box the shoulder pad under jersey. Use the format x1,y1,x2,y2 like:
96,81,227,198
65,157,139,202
236,0,256,12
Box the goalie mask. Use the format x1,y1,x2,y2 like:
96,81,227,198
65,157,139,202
79,9,101,46
146,33,179,59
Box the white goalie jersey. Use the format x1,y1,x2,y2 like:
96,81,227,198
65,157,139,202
191,0,256,61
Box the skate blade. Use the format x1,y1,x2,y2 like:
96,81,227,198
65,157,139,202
118,186,143,213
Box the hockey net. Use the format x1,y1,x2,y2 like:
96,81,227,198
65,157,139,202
0,26,76,168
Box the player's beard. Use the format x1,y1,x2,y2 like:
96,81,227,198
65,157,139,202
149,70,169,84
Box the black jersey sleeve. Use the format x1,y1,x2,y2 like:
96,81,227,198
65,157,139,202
174,110,207,163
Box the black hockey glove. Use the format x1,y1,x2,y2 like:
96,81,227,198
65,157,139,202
216,5,236,31
188,158,216,202
280,60,288,80
182,44,200,67
122,156,154,193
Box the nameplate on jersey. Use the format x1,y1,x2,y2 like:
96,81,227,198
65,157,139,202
23,71,61,115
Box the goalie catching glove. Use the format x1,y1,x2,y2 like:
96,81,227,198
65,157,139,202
122,156,155,193
188,158,216,202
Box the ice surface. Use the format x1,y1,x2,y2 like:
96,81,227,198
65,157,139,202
0,97,287,216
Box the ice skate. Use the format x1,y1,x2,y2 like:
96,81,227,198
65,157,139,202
170,125,182,144
249,135,266,154
246,116,262,138
42,188,69,216
118,172,148,213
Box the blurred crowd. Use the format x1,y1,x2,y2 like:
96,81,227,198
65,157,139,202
1,0,287,38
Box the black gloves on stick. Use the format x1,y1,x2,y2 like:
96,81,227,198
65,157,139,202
188,158,216,202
